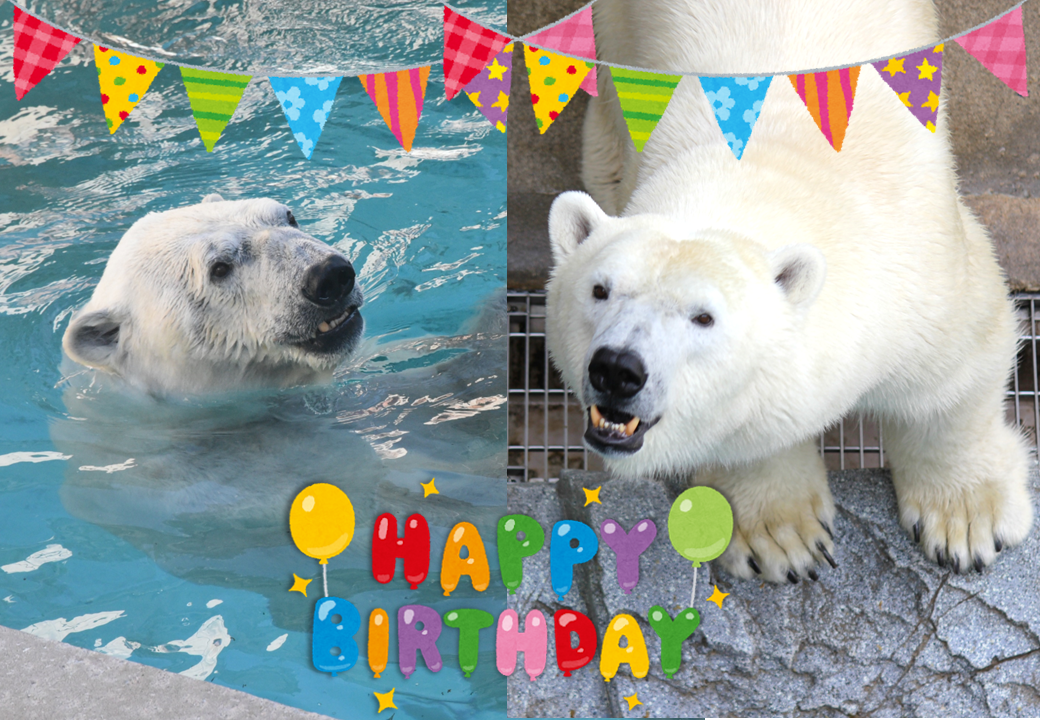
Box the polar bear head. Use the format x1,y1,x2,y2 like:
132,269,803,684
545,191,826,476
63,195,364,395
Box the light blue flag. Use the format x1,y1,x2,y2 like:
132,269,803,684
697,75,773,159
268,76,343,159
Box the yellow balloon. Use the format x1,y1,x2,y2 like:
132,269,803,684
290,483,355,564
600,613,649,682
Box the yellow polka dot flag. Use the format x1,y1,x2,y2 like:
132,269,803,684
524,45,592,134
94,46,164,134
180,67,252,151
609,67,683,151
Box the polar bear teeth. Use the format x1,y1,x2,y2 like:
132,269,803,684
316,307,356,335
589,404,640,437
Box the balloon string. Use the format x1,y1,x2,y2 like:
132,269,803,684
690,566,698,607
323,564,329,598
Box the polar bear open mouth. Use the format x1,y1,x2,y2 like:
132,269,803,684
295,303,362,354
585,404,659,454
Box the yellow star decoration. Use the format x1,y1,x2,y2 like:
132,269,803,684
421,478,439,498
880,57,906,76
583,486,602,506
623,692,642,710
897,91,913,108
374,688,397,713
466,90,482,108
288,573,312,597
925,120,937,133
707,585,730,608
916,56,938,81
934,43,944,53
491,90,509,112
921,90,940,113
495,120,506,133
486,57,508,81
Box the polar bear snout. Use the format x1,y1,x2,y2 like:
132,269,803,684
588,347,647,399
302,255,356,307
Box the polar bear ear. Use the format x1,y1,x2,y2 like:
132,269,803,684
767,244,826,309
201,193,225,204
63,308,125,372
548,191,610,262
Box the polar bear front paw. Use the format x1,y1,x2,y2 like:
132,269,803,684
896,473,1033,574
718,490,838,584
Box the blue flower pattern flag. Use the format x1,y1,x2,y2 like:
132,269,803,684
697,75,773,159
268,76,343,159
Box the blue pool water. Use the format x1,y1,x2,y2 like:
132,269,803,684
0,1,507,718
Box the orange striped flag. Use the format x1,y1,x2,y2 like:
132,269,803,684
788,67,860,151
359,66,431,152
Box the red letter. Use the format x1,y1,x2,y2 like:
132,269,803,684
372,512,430,589
554,608,598,677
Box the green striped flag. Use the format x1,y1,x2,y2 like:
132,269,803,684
610,67,682,152
180,67,252,151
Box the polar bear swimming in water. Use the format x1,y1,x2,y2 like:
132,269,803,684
62,194,363,395
546,0,1034,583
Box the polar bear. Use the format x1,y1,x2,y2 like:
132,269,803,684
62,195,363,395
546,0,1034,583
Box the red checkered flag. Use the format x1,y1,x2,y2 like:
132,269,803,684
955,5,1028,97
13,7,81,100
443,6,510,100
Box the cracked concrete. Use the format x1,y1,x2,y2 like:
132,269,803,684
506,468,1040,717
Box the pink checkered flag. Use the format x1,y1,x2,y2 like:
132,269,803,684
12,7,81,101
524,6,599,96
443,6,510,101
955,5,1028,97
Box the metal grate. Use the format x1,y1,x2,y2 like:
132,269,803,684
508,290,1040,481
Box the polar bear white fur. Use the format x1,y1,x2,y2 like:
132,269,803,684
546,0,1033,583
63,195,363,395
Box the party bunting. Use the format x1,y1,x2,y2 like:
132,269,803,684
871,45,943,132
443,6,510,101
955,6,1028,97
610,67,682,152
698,75,773,159
12,7,81,101
269,76,343,158
788,67,860,150
180,67,251,151
359,66,431,152
463,43,513,133
524,46,592,134
94,46,163,134
525,6,599,97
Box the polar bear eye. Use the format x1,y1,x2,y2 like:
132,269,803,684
692,313,714,327
286,210,299,228
592,285,609,300
210,261,232,280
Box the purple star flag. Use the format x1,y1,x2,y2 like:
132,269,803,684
462,42,513,133
872,44,944,132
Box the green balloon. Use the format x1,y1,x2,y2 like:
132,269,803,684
647,605,700,679
497,514,545,594
667,487,733,567
443,608,494,677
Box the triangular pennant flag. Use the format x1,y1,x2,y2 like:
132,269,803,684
359,67,431,152
871,45,943,132
12,7,80,101
955,7,1027,97
525,6,599,97
463,43,513,133
443,6,510,101
698,76,773,159
94,46,163,134
269,76,343,158
609,67,682,151
788,67,860,150
525,46,592,134
180,68,251,151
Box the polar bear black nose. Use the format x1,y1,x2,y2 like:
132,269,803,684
303,255,355,307
588,347,647,399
